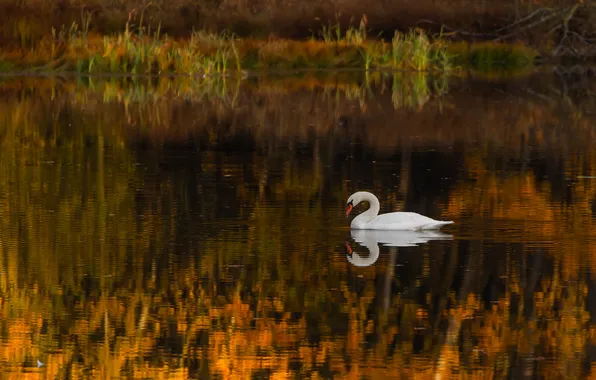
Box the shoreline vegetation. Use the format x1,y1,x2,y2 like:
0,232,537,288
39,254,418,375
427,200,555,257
0,0,593,76
0,16,537,76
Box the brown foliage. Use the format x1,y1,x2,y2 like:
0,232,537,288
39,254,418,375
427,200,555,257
0,0,590,46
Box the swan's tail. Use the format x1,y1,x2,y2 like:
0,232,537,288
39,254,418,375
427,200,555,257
417,221,454,230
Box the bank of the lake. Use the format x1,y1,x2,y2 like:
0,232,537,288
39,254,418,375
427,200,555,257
0,24,538,76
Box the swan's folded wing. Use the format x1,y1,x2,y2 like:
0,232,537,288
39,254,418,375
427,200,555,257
366,212,453,230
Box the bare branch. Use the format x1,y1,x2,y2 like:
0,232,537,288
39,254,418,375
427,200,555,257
494,7,568,41
494,7,557,33
553,3,582,56
418,1,595,59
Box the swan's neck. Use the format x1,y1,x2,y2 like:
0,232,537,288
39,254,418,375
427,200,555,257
348,242,379,267
352,192,381,227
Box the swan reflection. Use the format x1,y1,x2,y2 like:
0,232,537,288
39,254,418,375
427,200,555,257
346,229,453,267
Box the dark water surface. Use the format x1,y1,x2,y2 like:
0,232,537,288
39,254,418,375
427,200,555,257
1,71,596,379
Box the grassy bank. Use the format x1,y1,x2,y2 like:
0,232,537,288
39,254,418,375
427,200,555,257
0,0,593,77
0,16,537,76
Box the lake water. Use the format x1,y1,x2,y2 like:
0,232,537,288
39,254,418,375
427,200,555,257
0,70,595,379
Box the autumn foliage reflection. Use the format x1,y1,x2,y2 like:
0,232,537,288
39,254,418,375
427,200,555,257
0,74,596,379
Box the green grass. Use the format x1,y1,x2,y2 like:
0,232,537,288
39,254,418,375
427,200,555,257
447,41,538,74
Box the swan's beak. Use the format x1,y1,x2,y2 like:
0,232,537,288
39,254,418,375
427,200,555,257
345,241,353,256
346,204,353,216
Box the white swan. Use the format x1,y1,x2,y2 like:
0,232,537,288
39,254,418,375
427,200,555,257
346,229,453,267
346,191,453,230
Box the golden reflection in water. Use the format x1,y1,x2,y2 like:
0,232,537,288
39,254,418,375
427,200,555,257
0,74,595,379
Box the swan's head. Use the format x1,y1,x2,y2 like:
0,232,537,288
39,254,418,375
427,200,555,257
345,191,367,216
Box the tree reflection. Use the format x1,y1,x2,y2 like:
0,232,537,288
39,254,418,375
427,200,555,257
0,74,595,378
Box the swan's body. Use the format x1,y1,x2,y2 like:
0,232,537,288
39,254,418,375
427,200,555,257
346,191,453,231
347,229,453,267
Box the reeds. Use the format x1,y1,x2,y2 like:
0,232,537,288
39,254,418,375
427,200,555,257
318,13,368,45
359,28,454,72
79,27,238,76
0,14,537,76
